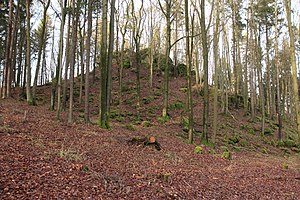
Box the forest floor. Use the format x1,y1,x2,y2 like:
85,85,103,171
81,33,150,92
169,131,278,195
1,65,300,199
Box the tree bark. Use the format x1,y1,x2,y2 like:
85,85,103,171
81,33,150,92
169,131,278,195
99,0,109,128
32,0,50,101
85,0,92,123
285,0,300,144
200,0,209,143
26,0,33,104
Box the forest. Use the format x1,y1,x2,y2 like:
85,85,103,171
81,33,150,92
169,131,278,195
0,0,300,199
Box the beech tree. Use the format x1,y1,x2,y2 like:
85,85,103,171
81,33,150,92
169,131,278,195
158,0,173,119
99,0,109,128
25,0,33,105
285,0,300,144
184,0,193,143
2,0,13,99
32,0,50,102
84,0,92,123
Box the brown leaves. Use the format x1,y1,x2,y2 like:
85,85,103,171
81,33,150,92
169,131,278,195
0,99,300,199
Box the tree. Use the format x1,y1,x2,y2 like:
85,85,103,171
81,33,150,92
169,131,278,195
106,0,116,119
274,2,282,140
285,0,300,144
118,0,130,106
25,0,33,105
52,0,67,113
68,0,80,124
131,0,145,118
200,0,209,143
32,0,50,102
158,0,173,119
62,8,71,111
212,0,220,144
2,0,13,98
99,0,109,128
84,0,92,123
184,0,193,143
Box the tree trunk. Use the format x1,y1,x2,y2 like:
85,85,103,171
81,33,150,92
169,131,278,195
274,3,282,140
62,11,71,111
26,0,33,104
201,0,209,143
184,0,193,143
285,0,300,144
85,0,92,123
3,0,13,98
32,0,50,101
213,0,220,144
68,0,79,124
107,0,116,117
79,2,86,104
55,0,67,114
99,0,109,128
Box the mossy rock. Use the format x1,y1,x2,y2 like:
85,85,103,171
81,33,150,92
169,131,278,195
194,146,203,154
221,151,232,160
227,134,240,145
220,146,229,152
282,162,289,170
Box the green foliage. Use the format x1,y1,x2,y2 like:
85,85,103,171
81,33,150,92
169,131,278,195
142,96,155,104
220,146,229,152
125,123,137,131
157,115,170,124
121,85,130,92
153,53,174,73
74,89,80,98
261,148,268,154
227,134,240,145
91,111,98,115
142,121,153,127
263,127,273,136
139,48,151,61
182,116,189,132
194,146,203,154
239,123,257,135
233,146,241,151
221,151,232,160
123,60,131,69
82,165,89,172
282,162,289,170
154,90,161,97
176,63,187,77
125,99,132,105
239,140,248,147
277,139,297,148
169,100,184,110
208,149,216,154
109,110,125,122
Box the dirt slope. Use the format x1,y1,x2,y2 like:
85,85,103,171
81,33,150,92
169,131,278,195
0,64,300,199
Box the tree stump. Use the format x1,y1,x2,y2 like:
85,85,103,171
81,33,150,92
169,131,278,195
128,136,161,151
